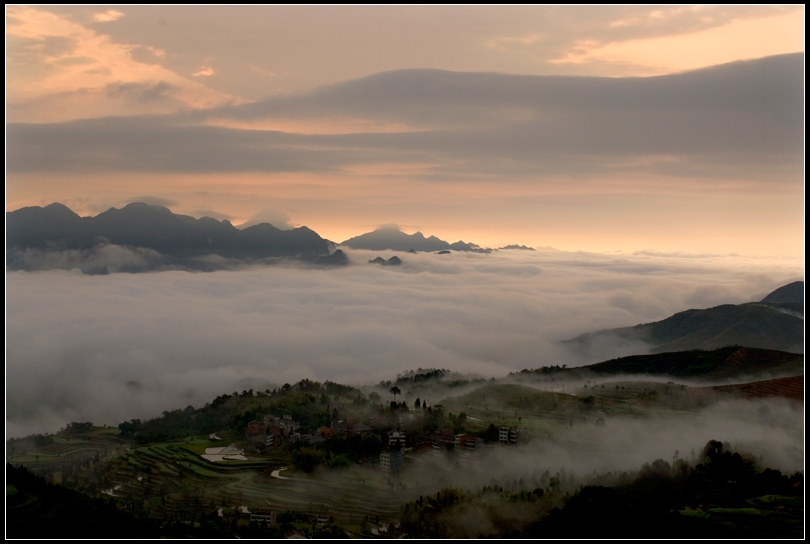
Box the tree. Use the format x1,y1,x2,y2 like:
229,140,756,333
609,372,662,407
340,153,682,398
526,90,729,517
292,447,327,473
414,397,421,409
389,386,401,400
457,412,467,428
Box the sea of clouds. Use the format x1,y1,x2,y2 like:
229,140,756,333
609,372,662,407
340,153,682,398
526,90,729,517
6,247,802,438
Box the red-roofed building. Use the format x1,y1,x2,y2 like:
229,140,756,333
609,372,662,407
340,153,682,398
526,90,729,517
456,434,484,450
246,420,265,436
369,415,390,430
317,426,334,438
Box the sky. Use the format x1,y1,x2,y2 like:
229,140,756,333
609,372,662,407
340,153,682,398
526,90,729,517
5,5,805,257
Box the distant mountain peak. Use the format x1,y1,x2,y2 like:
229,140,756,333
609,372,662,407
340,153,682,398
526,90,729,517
341,226,491,253
43,202,78,213
500,244,535,251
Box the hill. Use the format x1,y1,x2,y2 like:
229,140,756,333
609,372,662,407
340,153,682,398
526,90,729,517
566,300,804,355
760,281,804,316
761,281,803,304
583,346,803,381
440,383,581,421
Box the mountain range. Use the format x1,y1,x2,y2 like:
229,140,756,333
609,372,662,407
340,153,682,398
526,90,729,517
7,202,337,272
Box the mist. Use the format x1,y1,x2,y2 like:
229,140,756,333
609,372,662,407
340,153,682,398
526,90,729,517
6,248,801,438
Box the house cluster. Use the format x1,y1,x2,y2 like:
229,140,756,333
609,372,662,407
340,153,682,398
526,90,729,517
381,425,529,469
236,506,334,531
247,405,393,450
311,405,383,442
430,428,484,451
314,416,371,440
245,415,302,451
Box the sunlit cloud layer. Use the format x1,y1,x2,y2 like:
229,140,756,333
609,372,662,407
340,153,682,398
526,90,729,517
93,9,124,23
6,6,238,122
551,9,804,72
8,55,803,179
6,6,803,122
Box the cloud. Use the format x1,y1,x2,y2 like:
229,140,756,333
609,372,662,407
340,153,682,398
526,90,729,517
192,67,214,77
8,244,167,275
5,249,801,437
5,6,238,122
7,54,803,184
93,10,124,23
105,80,178,103
550,8,804,73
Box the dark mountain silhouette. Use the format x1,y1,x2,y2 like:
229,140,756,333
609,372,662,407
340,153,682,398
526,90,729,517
313,249,349,266
7,202,338,271
761,281,803,304
369,256,402,266
517,346,803,382
566,282,805,355
500,245,535,251
341,225,491,253
583,346,803,381
759,281,804,315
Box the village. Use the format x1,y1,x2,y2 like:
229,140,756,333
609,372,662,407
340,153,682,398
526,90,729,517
7,365,805,538
7,378,541,538
238,407,528,473
187,402,532,537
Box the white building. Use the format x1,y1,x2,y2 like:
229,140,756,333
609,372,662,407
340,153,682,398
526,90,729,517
380,450,404,471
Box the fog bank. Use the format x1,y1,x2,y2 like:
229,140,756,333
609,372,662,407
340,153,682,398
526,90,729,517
6,248,802,437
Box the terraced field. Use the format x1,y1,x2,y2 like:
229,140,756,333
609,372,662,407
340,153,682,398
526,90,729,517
6,429,123,474
225,468,415,524
87,436,430,524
